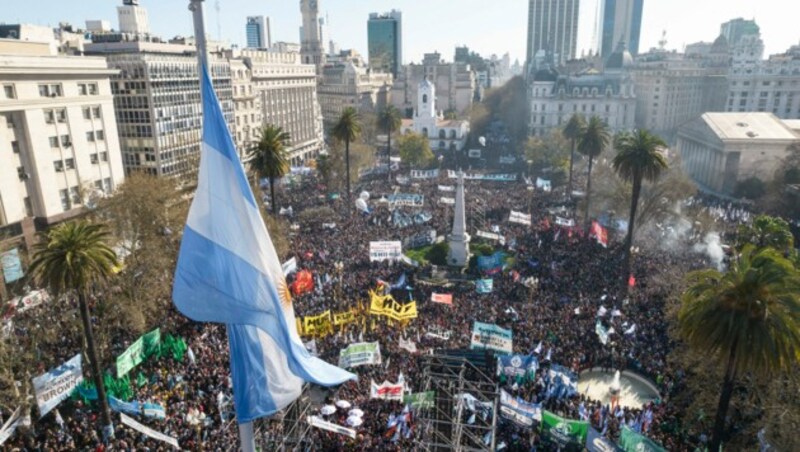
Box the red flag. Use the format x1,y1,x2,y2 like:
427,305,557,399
430,293,453,305
628,274,636,288
291,270,314,295
590,221,609,247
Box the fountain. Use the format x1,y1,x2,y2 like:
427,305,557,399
577,368,659,409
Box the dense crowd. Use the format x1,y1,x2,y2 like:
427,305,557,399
1,163,757,451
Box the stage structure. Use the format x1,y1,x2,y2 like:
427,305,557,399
416,350,499,451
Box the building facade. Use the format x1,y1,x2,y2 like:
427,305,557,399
525,0,580,72
677,112,799,195
117,0,150,36
245,16,271,50
401,79,469,152
720,18,760,47
228,49,324,166
726,43,800,120
0,40,125,238
629,48,729,137
318,52,392,127
367,10,402,78
600,0,644,57
299,0,325,72
391,52,476,118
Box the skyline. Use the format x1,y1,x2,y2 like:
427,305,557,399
3,0,798,64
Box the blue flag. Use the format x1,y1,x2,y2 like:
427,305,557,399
172,66,355,423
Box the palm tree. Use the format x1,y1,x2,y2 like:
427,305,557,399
679,245,800,452
562,114,585,200
28,221,119,441
378,105,402,182
612,129,668,281
735,214,795,253
577,116,610,226
331,107,362,201
248,125,290,214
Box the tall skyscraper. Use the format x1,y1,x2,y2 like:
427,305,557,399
245,16,271,49
600,0,644,57
525,0,580,72
300,0,325,72
720,18,760,47
367,10,403,77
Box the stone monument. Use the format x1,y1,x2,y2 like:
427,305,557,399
447,171,470,267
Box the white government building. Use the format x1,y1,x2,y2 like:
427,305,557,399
401,78,469,152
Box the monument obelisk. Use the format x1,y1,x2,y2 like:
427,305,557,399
447,171,470,267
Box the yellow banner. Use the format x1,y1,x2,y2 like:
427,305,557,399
334,310,357,326
303,310,333,337
369,290,418,321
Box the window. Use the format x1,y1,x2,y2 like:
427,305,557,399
39,85,49,97
86,131,95,142
54,160,64,172
94,180,103,190
90,153,99,164
3,85,15,99
61,135,71,147
11,141,19,154
69,186,81,204
96,130,105,140
65,158,75,170
92,107,101,118
44,110,55,124
78,83,88,95
88,83,98,95
49,136,59,148
83,107,91,120
38,84,62,97
56,109,67,123
103,177,112,193
100,152,108,162
59,189,70,211
17,167,25,181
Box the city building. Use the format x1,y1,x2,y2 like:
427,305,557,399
401,78,470,152
117,0,150,36
629,46,729,137
318,50,392,127
525,0,580,72
272,41,301,54
529,47,636,136
726,42,800,120
227,49,324,165
720,18,760,47
299,0,325,72
599,0,644,57
367,10,403,78
245,16,271,49
0,39,125,246
391,52,476,118
677,112,800,195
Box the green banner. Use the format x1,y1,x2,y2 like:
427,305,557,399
619,426,666,452
541,410,589,449
116,328,161,377
403,391,435,409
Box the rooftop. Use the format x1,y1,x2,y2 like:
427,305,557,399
702,112,800,142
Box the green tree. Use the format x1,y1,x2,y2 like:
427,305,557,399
331,107,362,201
562,114,585,199
525,130,570,170
612,129,668,282
248,125,290,214
577,116,610,226
679,245,800,452
377,105,402,181
28,221,120,441
735,215,795,254
398,132,435,167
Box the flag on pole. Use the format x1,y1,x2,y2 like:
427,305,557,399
172,66,355,423
589,221,609,247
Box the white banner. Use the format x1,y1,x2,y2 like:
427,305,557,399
338,342,382,368
370,379,405,401
535,177,552,192
555,217,575,227
500,390,542,426
0,407,22,446
369,241,402,262
10,289,50,315
509,210,532,226
410,169,439,179
439,197,455,205
120,413,179,449
399,337,418,353
281,257,297,276
437,185,455,192
425,326,452,341
307,415,357,438
475,230,506,245
32,354,83,417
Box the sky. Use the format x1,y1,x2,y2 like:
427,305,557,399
4,0,798,64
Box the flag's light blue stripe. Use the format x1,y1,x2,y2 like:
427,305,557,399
227,324,277,421
200,68,256,208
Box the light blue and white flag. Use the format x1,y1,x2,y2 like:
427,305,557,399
476,278,493,294
173,66,355,423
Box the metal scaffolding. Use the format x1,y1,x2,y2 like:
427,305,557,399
417,351,499,451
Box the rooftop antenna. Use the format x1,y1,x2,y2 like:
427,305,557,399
658,30,668,50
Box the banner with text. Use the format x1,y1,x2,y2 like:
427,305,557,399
470,321,513,354
386,194,424,207
509,210,532,226
404,391,435,409
120,413,179,449
32,353,83,417
369,241,403,262
541,410,589,449
430,293,453,305
497,354,538,383
500,389,542,427
307,415,356,439
369,290,418,321
476,278,494,294
338,341,382,368
370,379,404,401
410,169,439,179
303,311,333,337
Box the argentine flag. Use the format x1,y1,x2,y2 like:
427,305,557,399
173,66,355,422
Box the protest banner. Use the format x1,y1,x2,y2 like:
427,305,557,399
410,169,439,179
338,341,382,368
307,415,356,439
369,290,418,321
547,365,579,399
439,197,455,205
619,426,666,452
281,257,298,276
291,270,314,295
555,216,576,227
120,413,179,449
333,310,357,327
470,321,512,354
403,391,435,409
386,193,424,207
586,427,622,451
403,230,437,249
370,379,404,401
303,311,333,337
400,254,420,267
541,410,589,448
117,328,161,377
447,170,516,181
475,278,494,294
596,320,611,345
477,252,505,273
1,249,24,283
398,337,418,353
32,353,83,417
7,289,50,317
500,390,542,426
536,177,552,192
437,185,454,192
509,210,532,226
425,326,452,341
369,241,403,262
430,293,453,305
497,354,538,383
475,230,506,245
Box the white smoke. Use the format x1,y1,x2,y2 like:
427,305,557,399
693,232,725,270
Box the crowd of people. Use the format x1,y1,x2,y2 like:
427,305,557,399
2,161,758,451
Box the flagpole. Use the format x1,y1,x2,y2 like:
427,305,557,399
188,1,256,451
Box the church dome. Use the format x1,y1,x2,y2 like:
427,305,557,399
605,42,633,70
533,67,558,82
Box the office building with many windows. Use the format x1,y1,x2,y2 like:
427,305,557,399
367,10,402,78
246,16,271,49
600,0,644,57
318,51,393,128
525,0,580,72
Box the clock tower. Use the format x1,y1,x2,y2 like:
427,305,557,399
300,0,325,73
